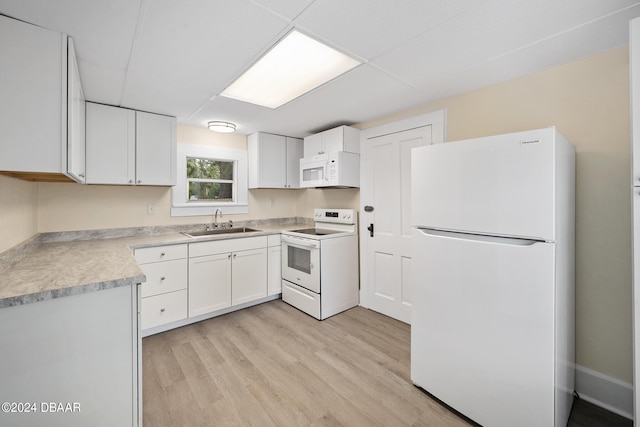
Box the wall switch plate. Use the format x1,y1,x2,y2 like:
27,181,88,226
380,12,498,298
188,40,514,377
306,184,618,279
147,203,156,215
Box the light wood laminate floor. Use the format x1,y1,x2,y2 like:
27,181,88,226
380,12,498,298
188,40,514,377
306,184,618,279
142,300,629,427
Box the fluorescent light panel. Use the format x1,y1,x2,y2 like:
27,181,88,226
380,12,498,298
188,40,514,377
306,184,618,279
220,30,361,109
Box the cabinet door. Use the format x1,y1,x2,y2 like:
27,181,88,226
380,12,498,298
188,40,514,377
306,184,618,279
136,111,176,186
285,137,303,188
632,18,640,185
0,15,65,174
66,37,86,182
321,126,345,153
267,245,282,296
232,248,267,305
189,253,232,317
249,132,286,188
303,133,323,157
86,103,136,184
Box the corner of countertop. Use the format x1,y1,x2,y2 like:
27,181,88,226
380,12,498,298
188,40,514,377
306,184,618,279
0,234,42,276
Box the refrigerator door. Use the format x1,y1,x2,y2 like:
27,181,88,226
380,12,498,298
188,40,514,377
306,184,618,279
411,128,558,241
411,228,556,427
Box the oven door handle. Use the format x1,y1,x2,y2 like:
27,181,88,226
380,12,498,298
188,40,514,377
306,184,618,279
282,235,320,250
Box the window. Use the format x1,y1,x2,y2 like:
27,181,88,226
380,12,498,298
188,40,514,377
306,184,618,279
172,144,248,216
187,157,234,202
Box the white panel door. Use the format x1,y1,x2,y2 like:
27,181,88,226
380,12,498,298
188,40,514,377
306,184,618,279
411,228,555,427
361,126,432,323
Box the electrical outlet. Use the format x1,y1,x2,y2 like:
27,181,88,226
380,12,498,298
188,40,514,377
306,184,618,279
147,203,156,215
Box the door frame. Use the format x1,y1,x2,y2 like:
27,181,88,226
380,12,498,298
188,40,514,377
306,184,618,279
358,109,447,310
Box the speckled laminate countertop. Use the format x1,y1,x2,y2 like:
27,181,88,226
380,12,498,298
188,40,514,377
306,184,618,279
0,220,310,308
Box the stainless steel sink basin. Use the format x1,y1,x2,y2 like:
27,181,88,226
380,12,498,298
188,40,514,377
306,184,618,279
181,227,260,238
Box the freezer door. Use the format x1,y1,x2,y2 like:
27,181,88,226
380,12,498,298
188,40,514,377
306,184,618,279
411,128,563,241
411,228,557,427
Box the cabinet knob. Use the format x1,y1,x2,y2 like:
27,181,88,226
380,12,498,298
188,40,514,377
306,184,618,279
228,254,231,259
160,252,166,257
233,254,237,259
129,179,134,184
137,179,142,184
160,308,165,313
79,173,85,178
160,276,166,281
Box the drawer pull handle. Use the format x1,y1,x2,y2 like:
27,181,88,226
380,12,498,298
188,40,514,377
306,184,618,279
160,308,166,313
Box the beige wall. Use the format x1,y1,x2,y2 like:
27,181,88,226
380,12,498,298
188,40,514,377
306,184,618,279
359,46,632,383
0,174,38,253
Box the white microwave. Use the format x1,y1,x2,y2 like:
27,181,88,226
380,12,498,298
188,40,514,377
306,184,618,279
299,152,360,188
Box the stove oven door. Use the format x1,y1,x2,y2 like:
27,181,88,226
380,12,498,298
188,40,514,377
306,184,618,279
281,235,321,293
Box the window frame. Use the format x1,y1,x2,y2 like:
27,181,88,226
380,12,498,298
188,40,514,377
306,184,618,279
171,144,248,217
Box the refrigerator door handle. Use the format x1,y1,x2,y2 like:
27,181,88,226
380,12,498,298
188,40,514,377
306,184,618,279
415,227,542,246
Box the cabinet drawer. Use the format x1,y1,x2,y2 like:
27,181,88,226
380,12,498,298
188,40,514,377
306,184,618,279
141,290,187,330
282,280,320,320
267,234,281,247
139,259,187,298
135,244,187,264
189,236,267,258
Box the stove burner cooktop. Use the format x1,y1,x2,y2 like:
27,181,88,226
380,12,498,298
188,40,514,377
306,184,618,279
289,228,342,236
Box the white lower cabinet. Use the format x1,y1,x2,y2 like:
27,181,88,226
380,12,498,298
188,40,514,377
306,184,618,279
267,234,282,296
189,253,232,316
231,248,268,305
134,244,187,331
0,286,139,427
141,290,188,330
138,235,277,334
188,236,267,318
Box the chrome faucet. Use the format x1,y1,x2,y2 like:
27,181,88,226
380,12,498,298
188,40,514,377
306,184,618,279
214,208,222,228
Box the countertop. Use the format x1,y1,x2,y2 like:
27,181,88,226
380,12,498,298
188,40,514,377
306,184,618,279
0,221,309,308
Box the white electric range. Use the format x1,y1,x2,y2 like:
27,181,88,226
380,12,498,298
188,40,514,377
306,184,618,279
281,208,359,320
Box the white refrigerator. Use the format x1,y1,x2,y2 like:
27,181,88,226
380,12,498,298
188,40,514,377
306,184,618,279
410,127,575,427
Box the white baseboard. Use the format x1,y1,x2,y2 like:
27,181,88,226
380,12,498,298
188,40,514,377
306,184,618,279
575,364,633,420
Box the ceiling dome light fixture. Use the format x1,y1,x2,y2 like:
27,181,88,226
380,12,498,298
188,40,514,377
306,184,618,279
207,121,236,133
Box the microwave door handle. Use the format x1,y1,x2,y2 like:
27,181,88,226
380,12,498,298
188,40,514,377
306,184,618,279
325,161,329,181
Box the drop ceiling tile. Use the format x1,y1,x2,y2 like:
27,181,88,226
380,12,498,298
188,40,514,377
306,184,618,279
294,0,467,60
121,0,289,118
0,0,140,68
373,0,640,89
249,0,314,20
77,59,127,105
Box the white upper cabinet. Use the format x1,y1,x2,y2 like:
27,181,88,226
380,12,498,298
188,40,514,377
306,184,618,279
86,103,136,184
632,18,640,185
66,38,86,183
248,132,303,188
85,102,176,186
303,125,360,157
0,15,85,182
136,110,177,185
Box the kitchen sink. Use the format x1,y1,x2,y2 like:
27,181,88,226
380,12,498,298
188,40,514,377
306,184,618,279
181,227,260,238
